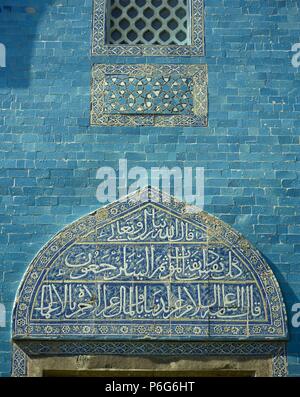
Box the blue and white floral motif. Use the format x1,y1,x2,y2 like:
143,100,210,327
104,76,193,114
13,187,288,341
91,64,208,127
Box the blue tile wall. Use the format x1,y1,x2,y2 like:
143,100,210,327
0,0,300,376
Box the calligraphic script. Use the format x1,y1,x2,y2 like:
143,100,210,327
13,188,287,340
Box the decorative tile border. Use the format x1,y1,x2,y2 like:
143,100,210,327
12,341,288,377
12,344,27,377
91,64,208,126
92,0,205,57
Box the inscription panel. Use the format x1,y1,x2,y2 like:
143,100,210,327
13,187,287,340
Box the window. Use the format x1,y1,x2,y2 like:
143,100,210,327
92,0,204,56
106,0,191,46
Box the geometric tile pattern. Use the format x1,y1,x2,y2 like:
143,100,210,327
106,0,191,46
92,0,204,56
104,75,193,114
91,64,208,126
12,341,288,377
13,187,287,340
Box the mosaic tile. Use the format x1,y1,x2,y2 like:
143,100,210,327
91,64,208,126
12,187,287,340
103,75,193,114
12,341,288,377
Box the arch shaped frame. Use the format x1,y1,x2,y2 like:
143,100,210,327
13,187,288,340
12,187,288,376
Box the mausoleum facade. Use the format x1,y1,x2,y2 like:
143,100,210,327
0,0,299,376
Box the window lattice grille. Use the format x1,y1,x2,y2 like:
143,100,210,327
106,0,191,45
